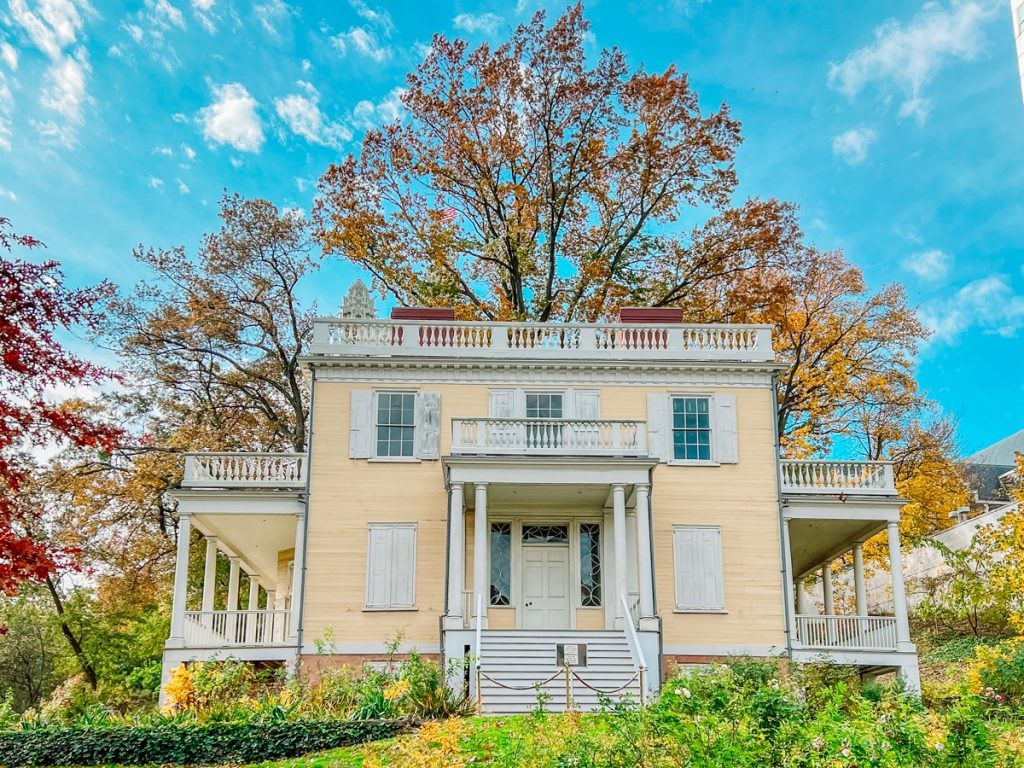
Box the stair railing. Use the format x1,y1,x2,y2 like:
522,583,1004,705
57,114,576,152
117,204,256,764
620,593,648,705
474,593,483,711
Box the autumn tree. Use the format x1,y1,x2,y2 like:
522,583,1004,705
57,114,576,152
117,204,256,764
0,217,121,595
315,4,928,458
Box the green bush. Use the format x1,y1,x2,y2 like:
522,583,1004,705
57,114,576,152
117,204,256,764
0,718,402,767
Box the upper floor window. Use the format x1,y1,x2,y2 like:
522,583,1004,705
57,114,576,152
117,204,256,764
672,396,712,461
526,392,564,419
376,392,416,457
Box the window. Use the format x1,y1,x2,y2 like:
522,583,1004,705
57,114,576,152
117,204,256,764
376,392,415,457
490,523,511,606
673,526,724,611
672,396,712,461
525,392,564,419
365,523,416,609
579,523,602,607
521,524,569,543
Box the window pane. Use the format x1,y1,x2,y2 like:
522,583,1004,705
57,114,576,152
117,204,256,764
521,525,569,544
490,523,511,606
580,523,601,607
376,393,416,456
671,396,712,461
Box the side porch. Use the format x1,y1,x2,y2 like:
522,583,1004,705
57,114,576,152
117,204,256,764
780,460,919,690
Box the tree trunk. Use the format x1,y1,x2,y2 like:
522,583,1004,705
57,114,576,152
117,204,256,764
44,575,98,690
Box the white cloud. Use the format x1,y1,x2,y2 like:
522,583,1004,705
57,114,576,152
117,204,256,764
903,249,952,281
147,176,164,189
255,0,294,37
0,78,13,151
353,86,404,128
0,186,16,201
301,58,312,73
453,12,503,35
921,275,1024,344
831,126,877,165
177,178,190,194
122,22,145,43
349,0,393,35
180,142,196,159
192,0,215,9
332,27,391,62
149,0,186,29
1,42,18,70
274,83,352,149
172,111,189,123
828,1,998,124
39,51,90,123
8,0,92,61
199,82,264,152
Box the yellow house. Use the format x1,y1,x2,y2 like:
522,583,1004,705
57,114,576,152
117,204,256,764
162,282,920,712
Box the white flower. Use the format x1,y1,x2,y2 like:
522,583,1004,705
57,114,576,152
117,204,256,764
682,687,692,698
841,747,851,757
935,743,944,752
674,688,681,696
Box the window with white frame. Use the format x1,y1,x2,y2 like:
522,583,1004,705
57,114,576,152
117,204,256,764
365,523,417,609
671,396,712,461
376,392,416,457
525,392,564,419
673,525,724,611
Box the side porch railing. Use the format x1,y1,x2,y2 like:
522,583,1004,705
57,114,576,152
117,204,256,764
795,615,898,651
183,610,292,647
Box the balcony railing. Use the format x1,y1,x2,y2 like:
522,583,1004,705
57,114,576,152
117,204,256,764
795,614,898,651
780,460,895,496
310,318,774,362
183,610,292,647
182,453,307,489
452,418,648,456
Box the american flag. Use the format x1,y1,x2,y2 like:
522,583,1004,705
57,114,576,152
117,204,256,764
439,206,458,223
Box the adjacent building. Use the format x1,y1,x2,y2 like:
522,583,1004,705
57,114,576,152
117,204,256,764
161,282,920,712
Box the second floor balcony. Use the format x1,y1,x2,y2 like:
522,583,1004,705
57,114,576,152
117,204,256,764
452,418,648,457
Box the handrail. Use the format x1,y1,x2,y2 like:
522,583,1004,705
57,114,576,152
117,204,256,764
619,594,647,703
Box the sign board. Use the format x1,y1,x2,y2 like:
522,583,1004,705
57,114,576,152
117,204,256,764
556,643,587,667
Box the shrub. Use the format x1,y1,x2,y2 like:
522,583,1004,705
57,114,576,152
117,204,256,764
0,718,402,767
968,638,1024,710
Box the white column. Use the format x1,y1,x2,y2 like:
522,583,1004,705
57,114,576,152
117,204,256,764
288,512,306,643
201,536,218,613
472,483,488,628
887,522,913,647
266,589,278,642
246,574,259,645
226,557,241,611
612,484,628,628
167,512,192,646
821,563,834,615
795,578,810,614
445,482,466,629
266,588,276,610
853,544,867,616
634,483,656,629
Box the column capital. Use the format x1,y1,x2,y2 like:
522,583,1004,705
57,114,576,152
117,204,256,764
178,509,193,519
450,480,465,490
611,482,627,494
228,554,240,563
635,482,651,492
474,481,489,489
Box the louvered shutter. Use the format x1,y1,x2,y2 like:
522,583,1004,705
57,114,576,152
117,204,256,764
675,527,724,610
390,525,416,608
646,394,672,462
714,394,739,464
365,526,392,607
415,392,441,459
698,528,724,609
350,390,374,458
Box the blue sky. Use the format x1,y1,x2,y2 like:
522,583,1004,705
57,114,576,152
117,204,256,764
1,0,1022,456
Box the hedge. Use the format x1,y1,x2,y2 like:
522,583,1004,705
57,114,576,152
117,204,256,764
0,718,403,767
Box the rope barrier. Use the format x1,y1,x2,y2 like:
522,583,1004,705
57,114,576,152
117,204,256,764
478,668,565,691
569,668,641,695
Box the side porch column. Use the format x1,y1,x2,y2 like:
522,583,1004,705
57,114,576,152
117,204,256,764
246,574,259,644
612,483,628,629
472,483,488,628
201,536,218,613
167,511,192,647
887,522,913,649
227,556,241,644
288,511,306,644
853,543,867,616
445,482,466,629
634,483,657,631
821,563,834,616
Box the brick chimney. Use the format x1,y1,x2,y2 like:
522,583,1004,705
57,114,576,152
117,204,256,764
390,307,457,321
617,307,683,323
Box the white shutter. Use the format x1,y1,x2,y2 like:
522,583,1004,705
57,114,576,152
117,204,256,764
415,392,441,459
674,526,724,611
646,394,672,462
489,389,515,418
714,394,739,464
390,525,416,608
365,526,392,607
571,390,601,419
350,390,374,459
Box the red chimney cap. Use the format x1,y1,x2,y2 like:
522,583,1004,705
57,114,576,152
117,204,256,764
618,307,683,323
390,307,457,321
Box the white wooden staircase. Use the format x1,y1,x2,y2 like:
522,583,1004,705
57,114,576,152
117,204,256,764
476,630,642,714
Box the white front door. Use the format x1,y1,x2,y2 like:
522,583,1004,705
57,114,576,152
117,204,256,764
521,545,571,629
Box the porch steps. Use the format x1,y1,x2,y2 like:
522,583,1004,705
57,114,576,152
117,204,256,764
477,630,641,714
